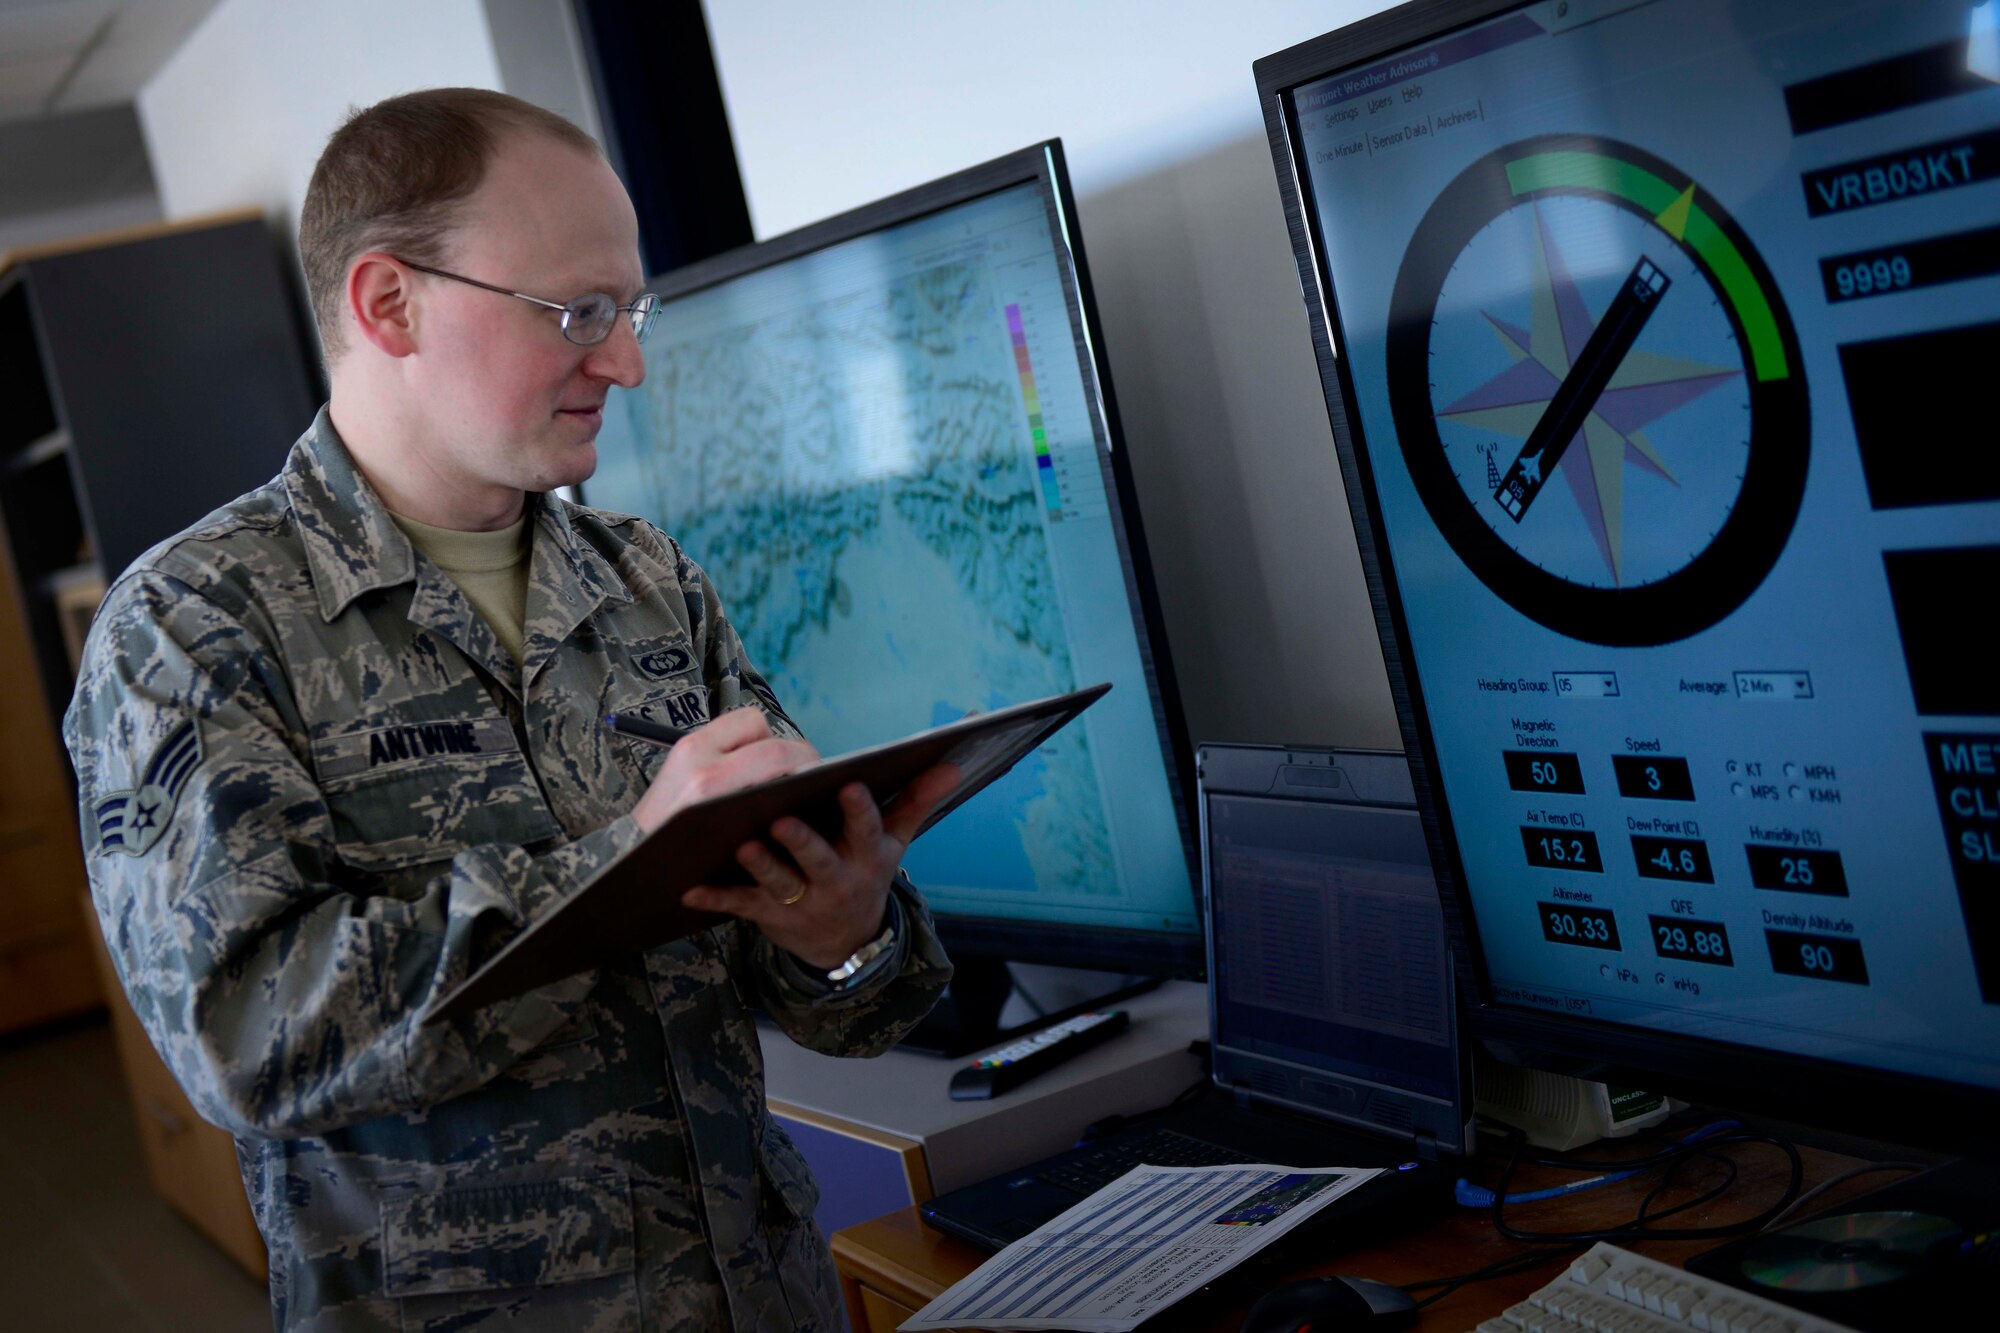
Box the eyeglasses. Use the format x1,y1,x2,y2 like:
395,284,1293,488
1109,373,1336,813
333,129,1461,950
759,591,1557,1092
398,259,659,346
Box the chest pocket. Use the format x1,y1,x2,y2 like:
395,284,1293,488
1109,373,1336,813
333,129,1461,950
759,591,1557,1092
314,719,562,870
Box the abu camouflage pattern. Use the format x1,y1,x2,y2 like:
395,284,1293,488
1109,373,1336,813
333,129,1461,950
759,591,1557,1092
64,410,952,1331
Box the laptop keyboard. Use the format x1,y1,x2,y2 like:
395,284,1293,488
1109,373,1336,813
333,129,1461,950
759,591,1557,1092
1036,1127,1257,1195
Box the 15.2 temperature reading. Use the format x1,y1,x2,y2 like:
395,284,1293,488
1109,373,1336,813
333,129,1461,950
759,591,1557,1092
1522,826,1604,872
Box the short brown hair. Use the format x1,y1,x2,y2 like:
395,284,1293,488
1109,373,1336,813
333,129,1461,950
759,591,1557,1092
299,87,600,357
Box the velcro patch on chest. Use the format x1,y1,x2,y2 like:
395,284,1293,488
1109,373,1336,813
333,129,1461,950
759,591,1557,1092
631,687,710,732
634,644,695,679
312,717,523,782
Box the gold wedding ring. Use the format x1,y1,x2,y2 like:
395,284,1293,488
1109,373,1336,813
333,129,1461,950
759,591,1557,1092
775,885,807,906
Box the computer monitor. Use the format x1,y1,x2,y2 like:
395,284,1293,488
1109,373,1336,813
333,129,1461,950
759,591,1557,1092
1255,0,2000,1152
584,142,1202,1037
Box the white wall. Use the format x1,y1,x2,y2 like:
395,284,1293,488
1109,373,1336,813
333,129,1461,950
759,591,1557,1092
136,0,503,242
705,0,1402,750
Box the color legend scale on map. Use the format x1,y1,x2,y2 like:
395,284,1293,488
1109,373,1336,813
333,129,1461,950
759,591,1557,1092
1006,303,1064,517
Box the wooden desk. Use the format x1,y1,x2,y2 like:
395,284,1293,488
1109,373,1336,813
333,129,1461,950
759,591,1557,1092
832,1131,1882,1332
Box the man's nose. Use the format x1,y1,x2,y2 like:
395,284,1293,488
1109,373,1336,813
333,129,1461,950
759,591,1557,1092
584,316,646,387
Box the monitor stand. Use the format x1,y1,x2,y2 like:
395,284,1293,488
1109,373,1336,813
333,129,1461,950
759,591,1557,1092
897,957,1161,1058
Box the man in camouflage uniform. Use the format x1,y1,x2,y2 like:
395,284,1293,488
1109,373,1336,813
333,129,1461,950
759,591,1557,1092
64,89,957,1331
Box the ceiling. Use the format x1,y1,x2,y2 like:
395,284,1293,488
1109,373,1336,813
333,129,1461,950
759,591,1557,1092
0,0,222,123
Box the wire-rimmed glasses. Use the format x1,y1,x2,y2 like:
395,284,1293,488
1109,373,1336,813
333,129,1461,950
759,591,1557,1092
397,259,658,345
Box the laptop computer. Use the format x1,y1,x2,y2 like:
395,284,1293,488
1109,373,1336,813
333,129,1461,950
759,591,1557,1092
920,743,1473,1253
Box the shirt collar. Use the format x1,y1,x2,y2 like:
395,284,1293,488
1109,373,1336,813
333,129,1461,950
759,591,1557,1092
284,406,634,626
283,407,416,622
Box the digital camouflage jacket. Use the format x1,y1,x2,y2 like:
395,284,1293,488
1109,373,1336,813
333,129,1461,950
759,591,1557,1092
64,410,953,1331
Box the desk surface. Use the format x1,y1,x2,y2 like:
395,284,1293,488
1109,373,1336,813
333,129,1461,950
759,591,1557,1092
832,1126,1887,1331
764,980,1210,1194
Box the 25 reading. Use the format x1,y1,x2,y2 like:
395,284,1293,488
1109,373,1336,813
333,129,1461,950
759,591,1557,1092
1538,902,1621,951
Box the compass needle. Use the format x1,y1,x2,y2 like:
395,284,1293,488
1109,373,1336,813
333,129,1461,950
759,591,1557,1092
1391,136,1808,643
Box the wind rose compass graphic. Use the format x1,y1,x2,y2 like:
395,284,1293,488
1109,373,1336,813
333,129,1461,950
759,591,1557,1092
1385,135,1809,646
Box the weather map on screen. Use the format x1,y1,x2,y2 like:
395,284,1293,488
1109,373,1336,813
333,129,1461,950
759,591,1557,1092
587,177,1195,937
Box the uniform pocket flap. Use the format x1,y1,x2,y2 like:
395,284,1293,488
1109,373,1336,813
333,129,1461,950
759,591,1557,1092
381,1173,634,1298
327,760,561,871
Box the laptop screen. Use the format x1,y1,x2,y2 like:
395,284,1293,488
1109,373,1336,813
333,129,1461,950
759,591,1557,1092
1201,748,1464,1138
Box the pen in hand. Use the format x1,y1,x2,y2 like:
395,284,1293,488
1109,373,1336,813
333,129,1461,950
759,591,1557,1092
603,712,689,748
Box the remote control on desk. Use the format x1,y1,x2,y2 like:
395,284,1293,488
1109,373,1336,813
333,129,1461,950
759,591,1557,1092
949,1010,1131,1100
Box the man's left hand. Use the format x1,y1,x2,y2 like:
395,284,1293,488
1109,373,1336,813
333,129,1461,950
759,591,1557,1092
680,763,960,971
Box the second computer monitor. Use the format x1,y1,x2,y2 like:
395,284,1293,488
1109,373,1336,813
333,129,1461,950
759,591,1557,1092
585,142,1201,976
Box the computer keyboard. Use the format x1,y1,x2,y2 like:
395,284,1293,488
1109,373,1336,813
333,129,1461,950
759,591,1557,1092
1035,1127,1255,1195
1464,1241,1854,1333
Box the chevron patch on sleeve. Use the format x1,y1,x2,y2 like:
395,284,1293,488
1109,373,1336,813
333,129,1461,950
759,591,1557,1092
92,717,202,857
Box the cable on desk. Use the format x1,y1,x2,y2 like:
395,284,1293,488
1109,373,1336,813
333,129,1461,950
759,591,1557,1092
1404,1243,1580,1311
1455,1119,1739,1208
1483,1120,1804,1244
1756,1160,1928,1232
1412,1129,1757,1311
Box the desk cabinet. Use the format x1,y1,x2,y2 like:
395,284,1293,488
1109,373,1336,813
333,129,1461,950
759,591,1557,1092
761,981,1210,1245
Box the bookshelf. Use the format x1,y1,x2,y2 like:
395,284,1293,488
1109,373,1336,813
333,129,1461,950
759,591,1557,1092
0,208,317,730
0,212,314,1279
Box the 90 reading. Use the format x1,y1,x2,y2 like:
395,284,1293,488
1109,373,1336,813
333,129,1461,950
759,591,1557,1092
1765,929,1870,985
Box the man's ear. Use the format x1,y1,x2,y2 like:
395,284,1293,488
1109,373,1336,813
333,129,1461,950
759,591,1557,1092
345,253,418,357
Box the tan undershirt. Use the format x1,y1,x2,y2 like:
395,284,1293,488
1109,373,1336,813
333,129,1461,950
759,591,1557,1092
388,509,532,666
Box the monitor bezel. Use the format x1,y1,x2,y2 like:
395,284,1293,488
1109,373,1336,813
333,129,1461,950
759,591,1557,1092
585,141,1205,978
1253,0,2000,1152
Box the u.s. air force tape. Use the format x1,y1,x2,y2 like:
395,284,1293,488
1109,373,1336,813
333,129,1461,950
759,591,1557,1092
312,717,522,782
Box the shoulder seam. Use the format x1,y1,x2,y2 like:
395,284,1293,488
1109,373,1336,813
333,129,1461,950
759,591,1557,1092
103,507,288,600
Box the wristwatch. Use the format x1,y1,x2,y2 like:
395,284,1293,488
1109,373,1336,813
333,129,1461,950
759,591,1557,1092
826,912,899,990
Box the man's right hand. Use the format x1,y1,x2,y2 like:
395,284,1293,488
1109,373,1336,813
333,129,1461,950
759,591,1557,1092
628,706,820,835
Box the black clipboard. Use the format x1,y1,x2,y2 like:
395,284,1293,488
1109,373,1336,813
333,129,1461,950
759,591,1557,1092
422,682,1110,1024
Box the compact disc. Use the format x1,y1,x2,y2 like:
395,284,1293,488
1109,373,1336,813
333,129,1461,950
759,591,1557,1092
1741,1211,1960,1292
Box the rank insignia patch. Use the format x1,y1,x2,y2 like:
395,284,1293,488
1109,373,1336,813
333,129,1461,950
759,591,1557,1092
93,718,202,857
636,646,694,679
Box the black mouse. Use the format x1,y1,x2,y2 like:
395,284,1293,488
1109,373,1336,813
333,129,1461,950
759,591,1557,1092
1238,1274,1419,1332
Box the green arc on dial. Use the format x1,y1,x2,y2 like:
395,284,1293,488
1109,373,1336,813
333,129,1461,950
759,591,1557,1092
1505,151,1789,382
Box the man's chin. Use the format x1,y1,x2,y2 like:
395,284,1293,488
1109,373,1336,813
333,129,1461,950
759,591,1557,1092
527,439,598,493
